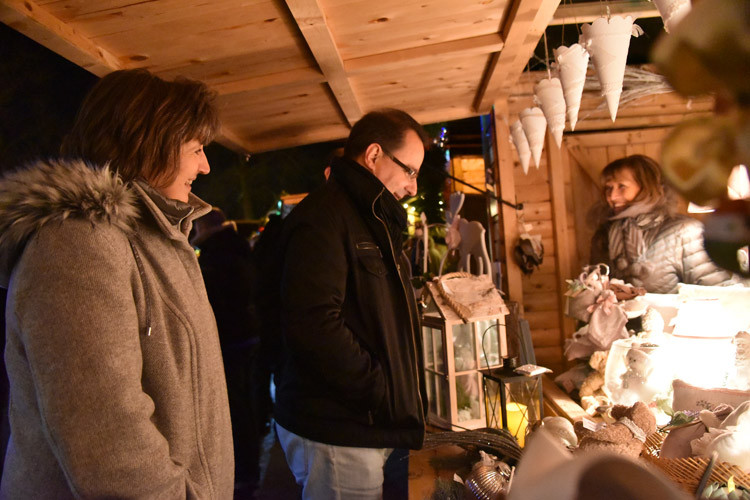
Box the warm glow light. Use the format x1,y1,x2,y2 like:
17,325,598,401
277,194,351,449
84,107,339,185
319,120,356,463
506,402,528,447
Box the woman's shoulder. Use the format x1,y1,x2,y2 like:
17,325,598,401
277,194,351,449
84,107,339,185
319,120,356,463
0,160,139,285
658,214,704,238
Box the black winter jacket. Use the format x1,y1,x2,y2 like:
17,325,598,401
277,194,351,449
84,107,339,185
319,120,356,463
274,157,427,449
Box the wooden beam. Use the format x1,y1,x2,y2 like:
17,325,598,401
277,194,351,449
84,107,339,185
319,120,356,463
344,33,505,75
473,0,562,113
0,0,121,76
285,0,362,126
215,127,255,155
492,99,524,307
565,127,672,149
545,133,575,370
549,0,660,26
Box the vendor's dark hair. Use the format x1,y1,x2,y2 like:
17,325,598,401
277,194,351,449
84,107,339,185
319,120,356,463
344,108,429,159
600,155,665,205
60,69,219,188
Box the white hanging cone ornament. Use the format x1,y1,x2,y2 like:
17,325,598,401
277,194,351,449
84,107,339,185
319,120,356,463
534,78,566,148
509,121,532,175
553,44,589,131
520,107,547,169
580,16,642,122
652,0,691,33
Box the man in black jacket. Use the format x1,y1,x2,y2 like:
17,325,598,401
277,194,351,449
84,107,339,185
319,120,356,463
275,108,429,499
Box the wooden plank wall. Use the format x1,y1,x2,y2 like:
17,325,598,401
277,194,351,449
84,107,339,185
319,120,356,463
511,138,573,374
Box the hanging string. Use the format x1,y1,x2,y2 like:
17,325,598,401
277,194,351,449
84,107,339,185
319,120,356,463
543,31,552,80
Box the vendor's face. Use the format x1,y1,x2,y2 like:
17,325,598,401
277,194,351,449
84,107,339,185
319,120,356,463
158,139,210,202
366,129,424,200
604,168,641,214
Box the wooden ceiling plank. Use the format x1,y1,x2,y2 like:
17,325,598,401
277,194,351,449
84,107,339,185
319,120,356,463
549,0,659,26
0,0,121,75
344,33,504,75
285,0,362,125
212,67,325,96
473,0,562,113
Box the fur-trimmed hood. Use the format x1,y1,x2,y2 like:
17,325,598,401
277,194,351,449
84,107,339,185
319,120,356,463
0,160,139,287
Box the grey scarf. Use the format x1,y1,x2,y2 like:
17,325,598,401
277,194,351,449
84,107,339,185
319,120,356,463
607,201,667,286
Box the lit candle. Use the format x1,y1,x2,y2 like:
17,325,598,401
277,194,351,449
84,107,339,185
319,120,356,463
506,402,528,447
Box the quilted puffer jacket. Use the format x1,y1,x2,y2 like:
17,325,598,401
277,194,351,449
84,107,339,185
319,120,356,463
591,214,743,293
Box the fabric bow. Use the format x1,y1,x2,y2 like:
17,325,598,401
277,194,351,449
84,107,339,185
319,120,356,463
587,289,618,315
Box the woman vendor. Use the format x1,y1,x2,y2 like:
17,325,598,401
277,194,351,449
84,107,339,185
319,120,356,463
590,154,743,293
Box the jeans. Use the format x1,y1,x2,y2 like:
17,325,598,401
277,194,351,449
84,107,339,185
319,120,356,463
276,422,392,500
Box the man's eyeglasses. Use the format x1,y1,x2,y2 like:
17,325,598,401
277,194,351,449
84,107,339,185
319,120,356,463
381,147,418,179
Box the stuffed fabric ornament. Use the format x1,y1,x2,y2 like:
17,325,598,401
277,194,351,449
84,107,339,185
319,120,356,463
579,350,611,415
534,78,566,148
513,233,544,275
611,346,658,406
539,416,578,448
553,44,589,131
691,401,750,472
574,401,657,458
580,16,642,122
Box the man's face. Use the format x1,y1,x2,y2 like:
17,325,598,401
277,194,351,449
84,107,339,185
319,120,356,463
368,129,424,200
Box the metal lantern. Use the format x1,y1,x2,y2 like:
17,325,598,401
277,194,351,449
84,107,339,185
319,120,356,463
482,364,543,447
421,275,509,430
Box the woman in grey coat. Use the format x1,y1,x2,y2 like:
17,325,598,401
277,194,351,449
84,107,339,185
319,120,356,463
590,154,742,293
0,70,233,498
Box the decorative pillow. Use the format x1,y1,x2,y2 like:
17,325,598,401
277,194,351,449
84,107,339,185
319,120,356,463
671,379,750,412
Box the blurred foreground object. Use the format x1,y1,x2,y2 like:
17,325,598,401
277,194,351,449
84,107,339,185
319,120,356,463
652,0,750,277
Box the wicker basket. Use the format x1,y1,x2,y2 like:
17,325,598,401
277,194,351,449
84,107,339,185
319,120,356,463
641,431,750,494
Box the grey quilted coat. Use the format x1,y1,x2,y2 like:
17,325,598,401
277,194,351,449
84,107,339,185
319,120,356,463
0,161,233,499
591,214,742,293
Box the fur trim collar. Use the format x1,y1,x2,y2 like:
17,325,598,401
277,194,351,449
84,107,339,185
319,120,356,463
0,160,139,287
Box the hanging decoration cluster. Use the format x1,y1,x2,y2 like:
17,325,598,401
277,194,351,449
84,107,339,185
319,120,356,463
508,4,690,175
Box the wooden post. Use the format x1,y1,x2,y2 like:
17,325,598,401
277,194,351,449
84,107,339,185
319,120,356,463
492,98,523,308
545,132,576,367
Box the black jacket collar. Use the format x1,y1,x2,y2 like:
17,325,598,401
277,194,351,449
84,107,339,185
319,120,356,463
329,156,407,243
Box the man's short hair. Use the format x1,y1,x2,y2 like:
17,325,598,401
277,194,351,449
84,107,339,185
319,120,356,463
343,108,429,160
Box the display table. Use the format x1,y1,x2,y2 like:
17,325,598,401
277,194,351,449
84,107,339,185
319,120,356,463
408,376,588,498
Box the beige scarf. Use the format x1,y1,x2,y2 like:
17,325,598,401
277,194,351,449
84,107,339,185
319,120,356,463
607,201,667,286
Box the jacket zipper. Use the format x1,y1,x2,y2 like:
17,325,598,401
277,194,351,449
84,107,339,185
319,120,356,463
371,189,425,425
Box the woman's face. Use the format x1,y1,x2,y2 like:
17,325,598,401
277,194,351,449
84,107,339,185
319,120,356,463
157,139,210,202
604,167,641,214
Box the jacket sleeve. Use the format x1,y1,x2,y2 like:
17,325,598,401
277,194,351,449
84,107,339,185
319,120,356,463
12,219,196,498
679,218,743,287
280,210,386,413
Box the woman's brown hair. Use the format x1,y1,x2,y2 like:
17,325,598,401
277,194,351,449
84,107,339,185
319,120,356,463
60,69,219,188
600,154,666,206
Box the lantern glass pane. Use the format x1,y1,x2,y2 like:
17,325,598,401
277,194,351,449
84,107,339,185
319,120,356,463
435,328,444,372
452,323,476,371
476,319,502,368
422,326,435,370
437,374,450,420
426,372,436,414
483,370,544,447
507,378,542,424
456,373,481,422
